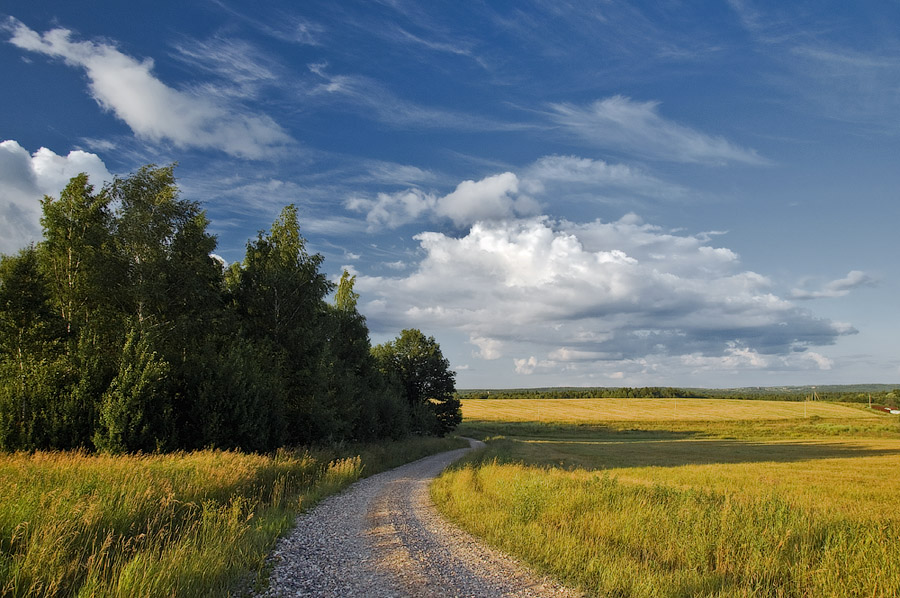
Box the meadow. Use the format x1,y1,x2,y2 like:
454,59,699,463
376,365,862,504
0,436,466,597
432,398,900,597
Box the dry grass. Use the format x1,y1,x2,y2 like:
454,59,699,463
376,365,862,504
0,436,466,597
433,400,900,597
461,397,881,423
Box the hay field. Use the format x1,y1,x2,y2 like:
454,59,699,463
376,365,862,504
461,397,878,422
435,399,900,597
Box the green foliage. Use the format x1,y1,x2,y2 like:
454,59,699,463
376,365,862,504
373,328,461,435
93,328,173,453
0,167,439,453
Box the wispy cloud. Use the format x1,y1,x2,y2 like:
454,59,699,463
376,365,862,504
4,17,294,159
306,63,523,131
522,155,691,201
548,96,767,165
790,270,878,300
728,1,900,130
211,0,325,45
170,34,281,100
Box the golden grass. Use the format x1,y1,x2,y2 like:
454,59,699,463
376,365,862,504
0,436,467,597
433,402,900,597
461,397,881,423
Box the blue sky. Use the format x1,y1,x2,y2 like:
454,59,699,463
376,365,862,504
1,0,897,388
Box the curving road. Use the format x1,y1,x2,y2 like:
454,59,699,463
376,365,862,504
256,438,582,597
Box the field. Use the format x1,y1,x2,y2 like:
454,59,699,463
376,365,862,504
432,398,900,597
0,436,466,598
461,397,881,422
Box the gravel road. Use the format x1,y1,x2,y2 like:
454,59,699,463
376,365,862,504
255,438,582,597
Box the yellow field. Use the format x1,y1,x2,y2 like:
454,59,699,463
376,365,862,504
461,397,879,422
436,399,900,596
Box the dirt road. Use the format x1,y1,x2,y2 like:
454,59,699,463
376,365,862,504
256,438,581,597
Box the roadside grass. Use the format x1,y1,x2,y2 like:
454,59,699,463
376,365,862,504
0,435,467,597
433,400,900,597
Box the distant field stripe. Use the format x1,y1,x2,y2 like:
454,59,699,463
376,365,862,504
461,398,879,422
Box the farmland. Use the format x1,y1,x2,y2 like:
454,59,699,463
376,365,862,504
433,398,900,597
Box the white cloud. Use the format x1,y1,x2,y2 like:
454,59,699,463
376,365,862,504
514,356,539,375
170,34,279,100
5,18,292,159
523,154,690,201
0,140,112,255
347,156,688,230
435,172,539,227
471,335,503,360
346,171,540,230
346,188,436,230
356,215,853,379
548,96,766,165
790,270,877,300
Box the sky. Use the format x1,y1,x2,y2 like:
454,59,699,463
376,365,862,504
1,0,898,389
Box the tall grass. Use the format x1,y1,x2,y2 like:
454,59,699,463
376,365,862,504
0,436,465,597
434,460,900,597
433,416,900,598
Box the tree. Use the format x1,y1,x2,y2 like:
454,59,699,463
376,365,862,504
0,246,69,449
228,205,333,444
373,329,460,435
39,173,114,340
93,327,173,453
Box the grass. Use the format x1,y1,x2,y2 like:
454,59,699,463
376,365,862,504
461,397,882,423
433,398,900,597
0,435,467,597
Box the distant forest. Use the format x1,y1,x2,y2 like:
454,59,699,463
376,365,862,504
0,165,460,453
460,385,900,406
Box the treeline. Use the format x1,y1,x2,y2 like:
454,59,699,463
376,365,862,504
701,389,900,406
0,165,460,453
461,386,900,407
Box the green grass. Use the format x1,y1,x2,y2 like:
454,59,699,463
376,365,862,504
0,436,467,597
433,400,900,597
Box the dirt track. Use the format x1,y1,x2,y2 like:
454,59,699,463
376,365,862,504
256,438,581,597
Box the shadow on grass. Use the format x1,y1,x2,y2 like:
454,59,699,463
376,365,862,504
458,421,700,442
459,421,900,470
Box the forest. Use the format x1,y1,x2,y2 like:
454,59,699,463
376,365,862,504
0,165,461,453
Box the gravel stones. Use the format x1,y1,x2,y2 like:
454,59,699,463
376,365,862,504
255,439,581,598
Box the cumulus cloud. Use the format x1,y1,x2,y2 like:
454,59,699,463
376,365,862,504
435,172,539,227
5,18,292,159
548,96,766,165
471,335,503,360
346,171,540,230
0,140,112,255
347,156,687,230
790,270,878,300
355,215,853,378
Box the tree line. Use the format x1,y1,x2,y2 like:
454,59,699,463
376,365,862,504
461,386,900,407
0,165,460,453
